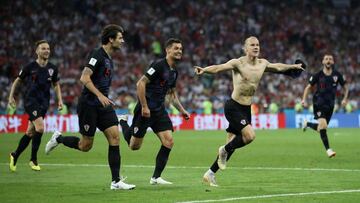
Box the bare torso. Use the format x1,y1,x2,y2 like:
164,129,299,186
231,56,268,105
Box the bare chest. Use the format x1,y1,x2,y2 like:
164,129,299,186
235,63,265,83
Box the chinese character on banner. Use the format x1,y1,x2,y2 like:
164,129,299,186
8,116,22,133
0,116,8,133
203,115,217,130
170,115,182,131
69,115,79,133
58,115,69,132
194,115,204,130
45,115,58,132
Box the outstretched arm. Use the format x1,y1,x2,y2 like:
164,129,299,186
168,88,190,120
194,59,237,75
136,75,151,117
265,61,304,73
301,84,312,107
8,78,22,108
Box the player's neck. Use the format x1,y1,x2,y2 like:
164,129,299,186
36,58,48,67
322,67,332,75
245,55,257,65
102,44,113,58
166,56,176,69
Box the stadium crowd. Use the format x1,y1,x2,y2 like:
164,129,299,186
1,0,359,114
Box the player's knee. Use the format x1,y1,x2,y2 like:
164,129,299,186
130,144,141,150
35,126,44,134
109,135,119,146
161,137,174,148
318,122,327,131
79,143,92,152
26,131,34,137
242,131,256,144
81,146,92,152
129,138,142,150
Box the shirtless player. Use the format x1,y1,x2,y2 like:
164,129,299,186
194,36,304,186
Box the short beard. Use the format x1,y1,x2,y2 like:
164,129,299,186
112,46,120,51
173,56,182,63
325,64,332,69
40,55,49,60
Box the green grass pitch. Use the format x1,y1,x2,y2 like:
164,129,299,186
1,128,360,203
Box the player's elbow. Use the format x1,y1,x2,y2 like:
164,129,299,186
212,66,221,73
79,75,87,85
136,80,146,89
80,75,92,86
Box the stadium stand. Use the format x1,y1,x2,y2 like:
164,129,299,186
1,0,359,114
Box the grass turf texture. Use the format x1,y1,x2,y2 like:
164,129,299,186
1,128,360,203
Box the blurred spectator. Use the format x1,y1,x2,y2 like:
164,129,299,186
345,103,353,113
128,100,137,115
251,103,259,115
0,0,359,114
170,104,180,115
58,103,68,115
202,99,213,115
269,102,279,114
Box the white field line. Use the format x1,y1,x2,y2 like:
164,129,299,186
176,189,360,203
1,163,360,172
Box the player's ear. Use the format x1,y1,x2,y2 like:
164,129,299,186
108,36,116,44
165,46,171,54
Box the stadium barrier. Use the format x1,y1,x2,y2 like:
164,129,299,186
0,113,358,133
288,112,360,128
0,113,285,133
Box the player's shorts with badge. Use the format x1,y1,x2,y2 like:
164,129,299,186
131,103,173,138
313,105,334,124
24,104,47,121
77,99,118,137
224,99,251,136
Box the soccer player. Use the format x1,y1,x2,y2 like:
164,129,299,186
44,24,135,190
194,36,304,187
301,54,348,158
119,38,190,185
8,40,63,172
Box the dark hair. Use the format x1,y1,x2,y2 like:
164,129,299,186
165,38,182,48
35,40,49,48
101,24,124,45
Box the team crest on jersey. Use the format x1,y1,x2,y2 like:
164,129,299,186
48,68,54,76
240,119,247,125
84,124,90,132
104,59,111,67
317,111,322,117
333,76,338,83
32,111,37,116
134,127,139,134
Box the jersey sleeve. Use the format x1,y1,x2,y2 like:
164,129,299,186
338,72,346,86
144,62,162,82
170,71,178,88
18,64,30,80
52,66,60,83
308,72,319,86
85,50,101,72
